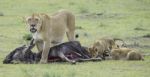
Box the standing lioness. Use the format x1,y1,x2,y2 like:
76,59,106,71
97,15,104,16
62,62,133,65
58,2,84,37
24,10,75,63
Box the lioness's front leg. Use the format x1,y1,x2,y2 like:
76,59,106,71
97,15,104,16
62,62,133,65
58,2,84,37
35,40,43,53
40,41,50,64
66,30,75,41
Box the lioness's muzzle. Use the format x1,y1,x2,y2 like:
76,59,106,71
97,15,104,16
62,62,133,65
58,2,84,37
30,28,37,33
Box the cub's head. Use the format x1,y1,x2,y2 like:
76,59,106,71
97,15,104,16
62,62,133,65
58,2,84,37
105,39,118,49
25,14,42,33
88,41,103,57
89,41,110,58
88,47,98,58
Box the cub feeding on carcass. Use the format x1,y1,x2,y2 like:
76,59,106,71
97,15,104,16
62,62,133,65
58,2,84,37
88,38,122,59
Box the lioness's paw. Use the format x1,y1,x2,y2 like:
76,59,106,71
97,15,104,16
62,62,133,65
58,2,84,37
39,60,47,64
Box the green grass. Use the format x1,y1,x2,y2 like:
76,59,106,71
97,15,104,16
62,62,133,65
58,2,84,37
0,0,150,77
0,60,150,77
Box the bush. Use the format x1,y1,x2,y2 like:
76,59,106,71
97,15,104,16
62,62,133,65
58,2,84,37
23,34,32,41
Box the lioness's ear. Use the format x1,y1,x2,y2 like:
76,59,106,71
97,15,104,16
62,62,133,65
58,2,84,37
40,13,50,19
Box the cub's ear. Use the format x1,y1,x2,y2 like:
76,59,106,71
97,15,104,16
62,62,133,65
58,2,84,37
94,41,100,46
93,47,98,52
89,46,97,52
88,47,93,52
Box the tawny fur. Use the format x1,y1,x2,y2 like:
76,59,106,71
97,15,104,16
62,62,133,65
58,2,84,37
25,9,75,63
110,48,144,60
127,50,144,60
88,38,118,58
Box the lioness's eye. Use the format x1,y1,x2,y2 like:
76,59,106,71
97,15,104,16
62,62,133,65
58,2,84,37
27,18,32,22
35,18,39,22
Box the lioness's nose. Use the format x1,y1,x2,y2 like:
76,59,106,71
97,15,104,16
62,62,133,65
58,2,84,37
31,24,35,27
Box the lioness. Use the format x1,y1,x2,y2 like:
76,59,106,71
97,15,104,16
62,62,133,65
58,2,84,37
110,48,144,60
24,9,75,63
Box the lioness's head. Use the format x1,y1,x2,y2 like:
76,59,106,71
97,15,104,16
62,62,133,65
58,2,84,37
25,14,42,33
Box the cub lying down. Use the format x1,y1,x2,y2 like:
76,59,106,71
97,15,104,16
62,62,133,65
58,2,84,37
3,40,101,64
110,48,144,60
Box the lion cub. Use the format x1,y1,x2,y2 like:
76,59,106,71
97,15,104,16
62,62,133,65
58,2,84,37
88,38,119,59
24,10,75,63
110,48,144,60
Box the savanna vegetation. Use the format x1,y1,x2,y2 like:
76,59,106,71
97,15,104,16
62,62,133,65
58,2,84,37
0,0,150,77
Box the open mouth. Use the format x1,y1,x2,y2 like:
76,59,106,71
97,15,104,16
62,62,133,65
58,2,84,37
30,28,37,33
103,52,110,56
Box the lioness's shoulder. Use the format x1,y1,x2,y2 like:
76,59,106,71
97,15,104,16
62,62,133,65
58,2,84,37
52,9,73,16
39,13,50,20
58,9,72,13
